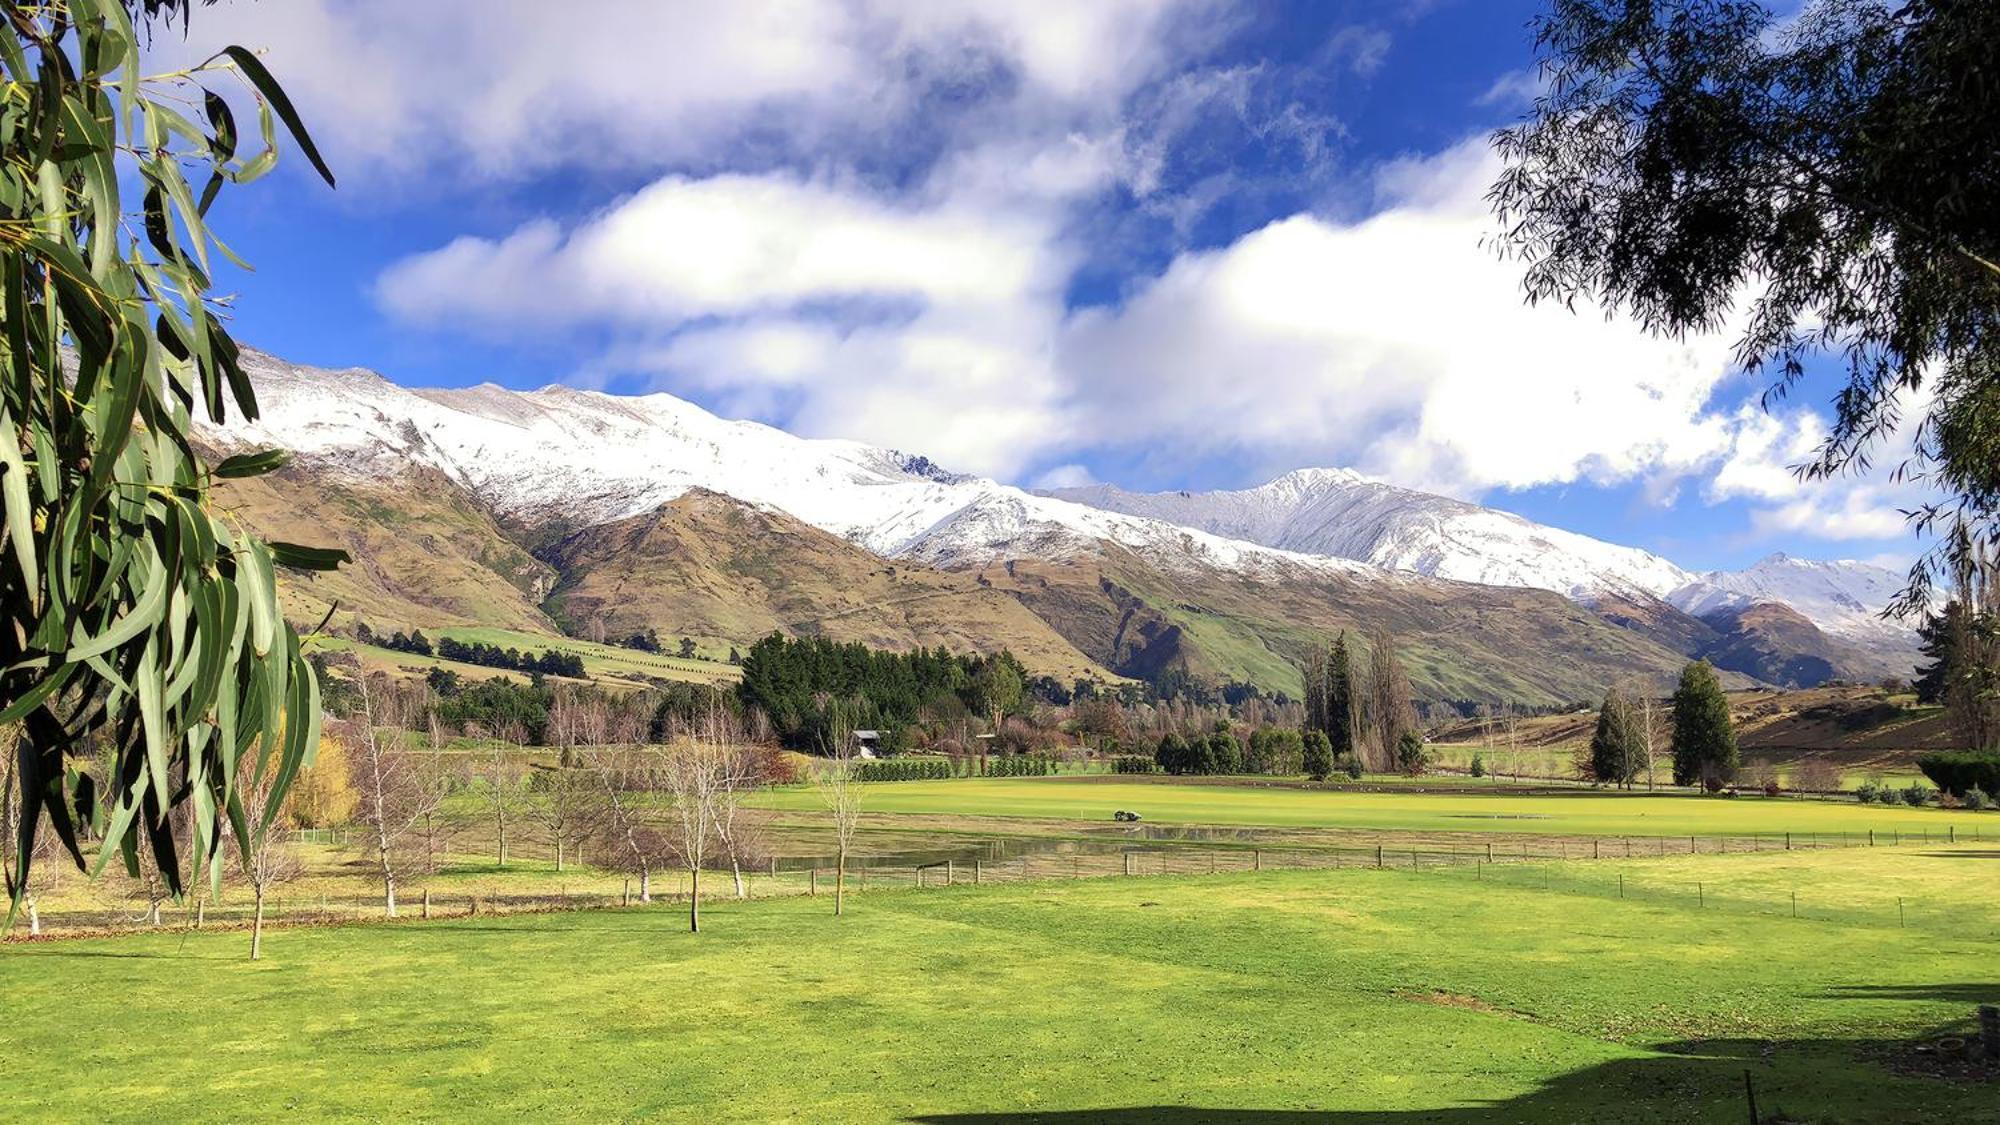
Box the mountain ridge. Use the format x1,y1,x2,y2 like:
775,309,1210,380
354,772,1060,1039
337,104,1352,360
200,348,1919,696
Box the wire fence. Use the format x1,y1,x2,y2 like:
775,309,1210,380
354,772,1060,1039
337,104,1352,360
13,823,1995,942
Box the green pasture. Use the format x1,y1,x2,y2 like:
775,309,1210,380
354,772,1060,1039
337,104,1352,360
753,776,1987,838
317,627,737,690
5,851,1995,1121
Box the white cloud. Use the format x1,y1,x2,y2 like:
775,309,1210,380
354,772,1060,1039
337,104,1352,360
166,0,1219,182
1032,464,1099,490
377,173,1056,330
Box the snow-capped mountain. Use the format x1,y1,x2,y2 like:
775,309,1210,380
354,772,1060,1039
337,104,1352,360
1047,470,1695,600
1048,471,1916,653
1668,554,1914,650
206,351,1381,583
209,350,1914,668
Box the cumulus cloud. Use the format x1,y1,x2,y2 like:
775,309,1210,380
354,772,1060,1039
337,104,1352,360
164,0,1222,182
378,131,1919,541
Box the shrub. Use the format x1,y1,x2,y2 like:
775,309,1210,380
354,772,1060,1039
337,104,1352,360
1344,757,1364,780
1395,731,1427,776
1111,755,1159,775
1301,729,1333,781
1964,786,1991,810
1916,751,2000,798
1855,782,1880,804
1469,753,1486,778
1901,784,1934,807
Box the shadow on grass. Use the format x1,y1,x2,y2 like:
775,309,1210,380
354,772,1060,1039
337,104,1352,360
906,1036,1995,1124
1915,849,2000,860
1822,983,2000,1004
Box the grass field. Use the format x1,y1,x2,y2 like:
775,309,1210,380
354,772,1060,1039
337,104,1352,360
753,776,1987,839
5,849,1995,1121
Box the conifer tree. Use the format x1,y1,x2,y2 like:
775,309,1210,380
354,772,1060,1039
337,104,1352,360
1670,661,1738,789
1327,632,1357,761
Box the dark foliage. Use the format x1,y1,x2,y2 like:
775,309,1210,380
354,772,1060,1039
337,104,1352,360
735,633,1028,750
1493,0,2000,609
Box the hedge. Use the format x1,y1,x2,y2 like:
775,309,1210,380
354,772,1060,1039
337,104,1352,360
989,754,1057,777
856,758,955,782
1916,751,2000,798
1111,755,1159,774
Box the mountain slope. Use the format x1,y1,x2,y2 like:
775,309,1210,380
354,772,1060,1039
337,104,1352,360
212,461,556,633
545,489,1115,681
1668,553,1914,654
201,348,1894,700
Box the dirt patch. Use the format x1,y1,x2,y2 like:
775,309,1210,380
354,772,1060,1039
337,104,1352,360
1395,988,1503,1014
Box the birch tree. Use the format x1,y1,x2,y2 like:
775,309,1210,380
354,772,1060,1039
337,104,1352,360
815,699,864,917
349,670,443,917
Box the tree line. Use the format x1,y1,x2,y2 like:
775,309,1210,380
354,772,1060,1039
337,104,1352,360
354,622,586,678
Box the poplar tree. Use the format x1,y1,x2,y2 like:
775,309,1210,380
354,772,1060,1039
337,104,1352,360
1588,688,1641,787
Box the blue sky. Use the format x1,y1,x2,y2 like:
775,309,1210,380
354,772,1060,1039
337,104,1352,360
173,0,1923,574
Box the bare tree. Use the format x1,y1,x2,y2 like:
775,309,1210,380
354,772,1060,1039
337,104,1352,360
1634,692,1662,792
481,721,531,867
814,698,864,917
586,746,667,902
236,764,303,961
350,669,445,917
528,762,592,872
660,735,724,933
1366,631,1415,773
697,698,765,899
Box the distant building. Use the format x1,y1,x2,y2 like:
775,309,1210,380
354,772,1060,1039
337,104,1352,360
852,729,882,758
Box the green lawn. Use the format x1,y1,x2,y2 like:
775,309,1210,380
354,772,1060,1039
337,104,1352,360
753,776,1988,838
4,852,1994,1121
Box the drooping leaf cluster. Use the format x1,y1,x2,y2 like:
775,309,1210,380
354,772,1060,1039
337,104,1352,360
1492,0,2000,608
1,1,341,905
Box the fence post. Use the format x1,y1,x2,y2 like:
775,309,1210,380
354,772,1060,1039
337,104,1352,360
975,859,983,885
947,859,955,885
1486,842,1493,862
1898,897,1904,927
1593,840,1599,860
422,889,430,919
1791,890,1797,918
1123,852,1132,877
1253,849,1261,872
1869,829,1874,847
1618,874,1624,899
1377,845,1384,869
623,878,631,906
1690,835,1697,854
1785,832,1791,851
809,869,817,897
1949,825,1956,844
1698,882,1704,908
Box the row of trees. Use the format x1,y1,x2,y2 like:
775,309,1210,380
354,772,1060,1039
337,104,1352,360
352,623,588,678
1581,661,1740,790
1301,631,1417,773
